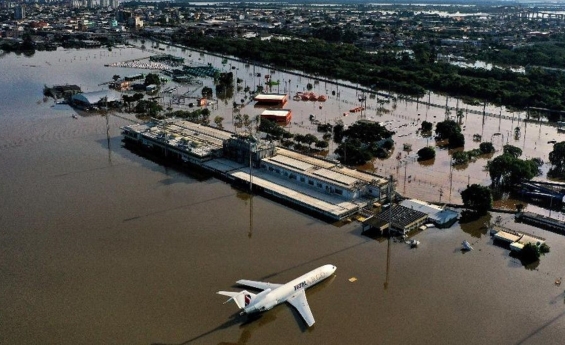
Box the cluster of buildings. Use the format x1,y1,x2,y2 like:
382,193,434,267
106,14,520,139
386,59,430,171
120,115,460,233
121,118,391,221
490,224,546,253
3,2,565,59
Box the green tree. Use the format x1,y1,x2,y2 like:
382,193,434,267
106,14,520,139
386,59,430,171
461,184,492,215
148,101,162,117
421,121,433,132
548,141,565,177
214,116,224,129
258,118,288,140
202,86,213,97
479,142,495,154
122,94,133,111
132,93,144,102
343,121,392,143
21,33,35,52
144,73,161,86
315,140,329,150
435,120,461,140
417,146,435,161
335,139,371,166
333,123,344,143
503,144,522,158
488,154,539,188
452,151,469,165
293,134,305,144
303,134,318,148
521,243,541,263
449,132,465,148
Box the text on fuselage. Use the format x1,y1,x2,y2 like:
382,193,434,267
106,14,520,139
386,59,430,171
294,281,307,291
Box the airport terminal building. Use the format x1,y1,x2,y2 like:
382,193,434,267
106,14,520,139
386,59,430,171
122,119,392,220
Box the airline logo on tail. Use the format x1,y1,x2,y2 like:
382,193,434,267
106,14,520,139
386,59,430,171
244,294,252,306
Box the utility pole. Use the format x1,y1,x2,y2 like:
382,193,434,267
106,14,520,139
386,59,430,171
385,174,394,290
449,157,453,201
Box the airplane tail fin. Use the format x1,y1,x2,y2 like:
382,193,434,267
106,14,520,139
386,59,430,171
217,290,255,309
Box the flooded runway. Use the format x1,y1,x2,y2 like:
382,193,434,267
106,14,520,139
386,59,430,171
1,45,565,344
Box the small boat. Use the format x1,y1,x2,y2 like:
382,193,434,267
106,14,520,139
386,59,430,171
461,240,473,251
409,239,420,248
72,114,78,119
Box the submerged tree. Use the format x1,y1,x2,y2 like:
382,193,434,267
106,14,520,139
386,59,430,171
479,142,495,154
144,73,161,86
548,141,565,178
435,120,464,148
460,184,492,215
488,154,539,188
503,144,523,158
417,146,435,161
421,120,433,132
214,116,224,129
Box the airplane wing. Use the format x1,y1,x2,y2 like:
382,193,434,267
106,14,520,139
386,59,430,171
286,290,315,327
236,279,283,291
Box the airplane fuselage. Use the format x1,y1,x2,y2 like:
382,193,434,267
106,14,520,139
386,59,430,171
243,264,336,315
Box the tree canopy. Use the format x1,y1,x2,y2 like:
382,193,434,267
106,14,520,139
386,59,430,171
334,121,394,165
435,120,465,148
488,153,539,188
548,141,565,178
144,73,161,86
421,120,433,132
417,146,435,161
460,184,492,215
170,33,565,111
503,144,523,159
479,142,495,154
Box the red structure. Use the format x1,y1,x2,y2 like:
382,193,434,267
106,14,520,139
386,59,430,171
260,109,292,125
253,93,288,106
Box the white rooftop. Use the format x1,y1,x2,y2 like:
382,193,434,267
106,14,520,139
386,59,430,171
261,109,291,116
312,168,358,187
254,93,287,101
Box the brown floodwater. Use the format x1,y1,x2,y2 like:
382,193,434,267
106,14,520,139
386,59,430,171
1,45,565,345
143,41,565,213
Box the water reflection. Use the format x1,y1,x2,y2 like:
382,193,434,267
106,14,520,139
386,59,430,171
460,213,491,238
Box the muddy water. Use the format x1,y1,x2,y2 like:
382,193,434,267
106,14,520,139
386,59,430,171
143,41,565,211
1,46,565,345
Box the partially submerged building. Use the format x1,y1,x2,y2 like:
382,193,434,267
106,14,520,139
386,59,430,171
399,199,458,228
122,119,233,164
374,204,428,235
44,84,82,99
490,225,546,253
260,109,292,124
71,90,122,109
121,120,391,221
253,93,288,106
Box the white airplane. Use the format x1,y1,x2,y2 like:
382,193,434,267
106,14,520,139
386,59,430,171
217,264,336,327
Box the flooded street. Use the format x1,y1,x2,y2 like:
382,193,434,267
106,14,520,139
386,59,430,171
1,45,565,344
